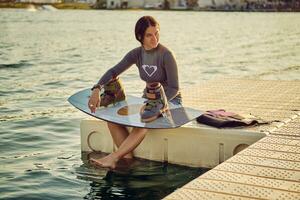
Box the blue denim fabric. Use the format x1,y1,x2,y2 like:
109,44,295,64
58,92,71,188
169,96,182,105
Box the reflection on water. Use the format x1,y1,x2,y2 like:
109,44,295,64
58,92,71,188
76,152,208,200
1,9,299,200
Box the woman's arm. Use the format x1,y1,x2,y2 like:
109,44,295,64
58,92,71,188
97,49,138,86
89,49,138,112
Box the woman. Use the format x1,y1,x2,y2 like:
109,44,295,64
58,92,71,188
88,16,181,169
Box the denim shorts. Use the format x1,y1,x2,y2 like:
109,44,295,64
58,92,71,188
169,95,182,105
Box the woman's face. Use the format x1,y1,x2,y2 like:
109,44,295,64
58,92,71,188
143,25,159,50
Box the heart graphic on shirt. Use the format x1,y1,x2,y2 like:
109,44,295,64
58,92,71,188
142,65,157,77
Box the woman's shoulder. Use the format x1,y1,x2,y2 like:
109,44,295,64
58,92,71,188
158,43,174,55
157,44,175,59
130,46,142,53
125,46,142,59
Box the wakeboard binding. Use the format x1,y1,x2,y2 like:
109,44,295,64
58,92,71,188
140,82,168,122
100,77,126,107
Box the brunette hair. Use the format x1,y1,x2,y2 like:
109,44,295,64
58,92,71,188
135,16,159,44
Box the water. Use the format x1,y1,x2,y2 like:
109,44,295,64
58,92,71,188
0,9,300,199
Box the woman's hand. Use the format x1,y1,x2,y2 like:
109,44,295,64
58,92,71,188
88,88,101,113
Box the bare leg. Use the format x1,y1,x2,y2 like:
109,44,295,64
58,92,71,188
107,122,133,158
90,127,147,169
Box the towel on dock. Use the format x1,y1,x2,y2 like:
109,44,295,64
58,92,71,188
196,109,268,128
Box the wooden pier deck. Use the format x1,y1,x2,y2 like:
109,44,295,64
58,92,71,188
164,79,300,200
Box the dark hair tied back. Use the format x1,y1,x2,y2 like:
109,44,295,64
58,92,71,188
135,16,159,44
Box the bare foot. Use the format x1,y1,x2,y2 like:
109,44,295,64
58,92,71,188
90,153,119,169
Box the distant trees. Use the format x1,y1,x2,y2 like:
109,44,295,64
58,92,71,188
186,0,198,8
92,0,105,8
163,0,170,9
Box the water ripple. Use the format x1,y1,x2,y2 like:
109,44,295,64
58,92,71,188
0,60,33,69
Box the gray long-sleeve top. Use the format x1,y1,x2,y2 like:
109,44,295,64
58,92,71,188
97,43,180,101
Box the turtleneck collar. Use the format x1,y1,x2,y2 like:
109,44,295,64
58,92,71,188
142,43,160,53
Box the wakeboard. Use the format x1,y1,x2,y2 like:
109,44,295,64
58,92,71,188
68,88,202,129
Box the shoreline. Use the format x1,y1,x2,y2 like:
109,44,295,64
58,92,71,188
0,3,300,12
0,2,91,10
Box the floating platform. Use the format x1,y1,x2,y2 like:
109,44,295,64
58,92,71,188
81,119,266,168
80,79,300,198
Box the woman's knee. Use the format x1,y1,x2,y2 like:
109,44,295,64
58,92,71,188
133,127,148,135
107,122,123,129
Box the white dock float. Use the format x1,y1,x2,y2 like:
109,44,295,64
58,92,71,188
163,79,300,200
81,119,265,168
